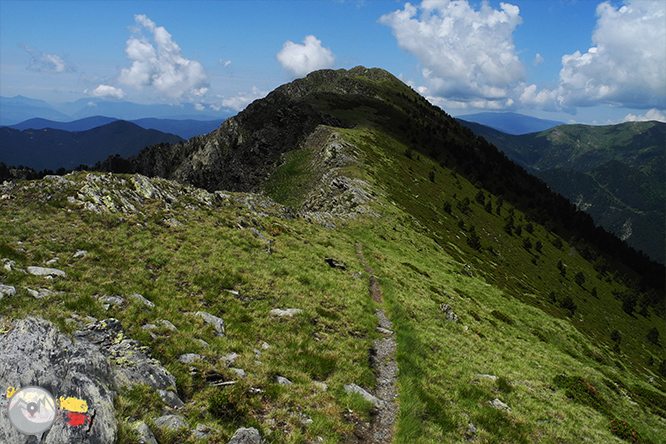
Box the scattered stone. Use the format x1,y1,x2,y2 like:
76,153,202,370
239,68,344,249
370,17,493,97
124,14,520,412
178,353,205,364
0,284,16,299
164,217,183,228
313,381,328,392
227,427,266,444
159,389,185,409
158,319,178,331
490,398,510,411
440,303,458,322
26,287,54,299
276,376,293,386
377,327,394,335
476,374,498,381
250,228,272,253
3,259,16,272
253,348,262,358
73,249,88,258
153,415,188,432
195,338,210,348
142,323,158,330
98,295,124,306
27,266,66,277
194,311,225,337
324,257,346,270
231,368,246,378
220,352,239,365
45,257,59,266
344,383,385,408
259,340,270,349
192,423,218,440
295,412,313,425
467,423,478,434
269,308,302,318
131,292,155,308
463,325,469,331
134,422,158,444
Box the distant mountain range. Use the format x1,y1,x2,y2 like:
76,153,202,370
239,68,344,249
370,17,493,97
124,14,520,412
459,119,666,264
0,95,233,126
0,120,184,172
456,111,564,134
6,116,224,140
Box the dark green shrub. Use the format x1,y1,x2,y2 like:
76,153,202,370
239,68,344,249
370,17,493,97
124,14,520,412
490,310,514,325
609,418,654,443
647,327,660,345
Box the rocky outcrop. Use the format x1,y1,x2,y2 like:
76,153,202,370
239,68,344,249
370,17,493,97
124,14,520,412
93,67,400,195
0,317,116,443
0,316,187,443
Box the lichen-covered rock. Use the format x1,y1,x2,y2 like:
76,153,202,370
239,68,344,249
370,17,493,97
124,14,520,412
227,427,266,444
0,317,116,443
74,318,179,395
153,414,188,432
133,422,158,444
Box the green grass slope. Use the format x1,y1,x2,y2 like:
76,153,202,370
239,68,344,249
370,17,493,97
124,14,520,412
2,68,665,443
458,120,666,264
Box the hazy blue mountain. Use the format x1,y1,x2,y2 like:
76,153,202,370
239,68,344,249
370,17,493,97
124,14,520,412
7,116,225,139
58,98,231,121
456,111,564,134
8,116,119,132
0,120,184,171
0,96,70,125
1,95,234,125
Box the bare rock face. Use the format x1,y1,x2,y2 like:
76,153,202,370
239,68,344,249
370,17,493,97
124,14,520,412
0,317,182,443
0,317,116,443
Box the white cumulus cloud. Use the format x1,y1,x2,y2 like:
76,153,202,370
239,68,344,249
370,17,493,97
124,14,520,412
624,108,666,123
88,84,126,99
217,87,269,112
118,14,209,101
522,0,666,111
380,0,524,107
276,35,336,78
20,44,76,73
556,0,665,109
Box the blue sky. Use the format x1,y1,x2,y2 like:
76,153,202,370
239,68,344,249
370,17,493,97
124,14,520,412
1,0,664,124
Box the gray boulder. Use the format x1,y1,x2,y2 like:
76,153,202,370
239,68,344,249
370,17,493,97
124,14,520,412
131,292,155,308
74,318,179,394
153,414,188,432
269,308,302,317
0,284,16,299
194,311,225,337
228,427,266,444
134,422,158,444
177,353,205,364
0,317,116,443
344,383,385,408
26,266,66,277
440,303,458,322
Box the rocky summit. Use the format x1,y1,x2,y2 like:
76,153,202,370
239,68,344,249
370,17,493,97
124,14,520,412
0,67,665,443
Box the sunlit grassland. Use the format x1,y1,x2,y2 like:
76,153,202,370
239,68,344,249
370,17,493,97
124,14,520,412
0,176,382,443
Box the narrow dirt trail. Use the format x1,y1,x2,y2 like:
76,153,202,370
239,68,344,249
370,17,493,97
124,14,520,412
356,243,398,444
